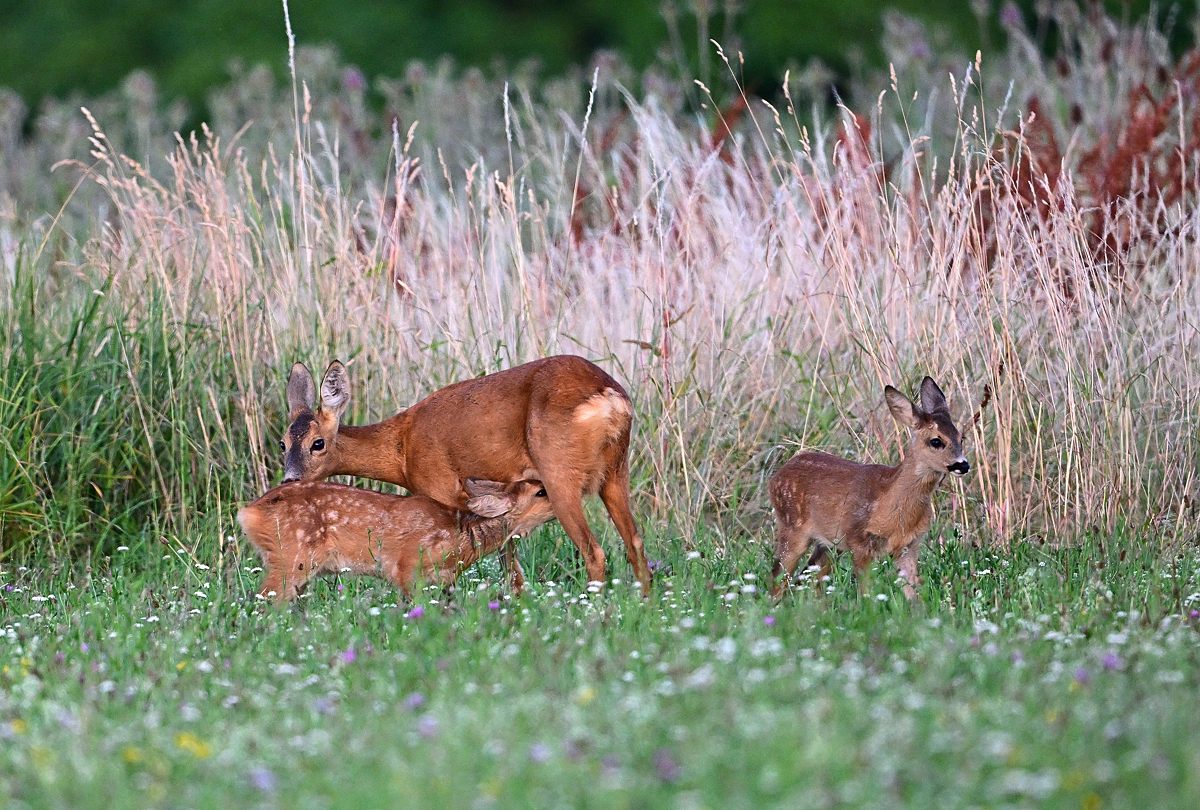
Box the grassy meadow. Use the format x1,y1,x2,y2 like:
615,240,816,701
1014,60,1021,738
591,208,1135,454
2,3,1200,806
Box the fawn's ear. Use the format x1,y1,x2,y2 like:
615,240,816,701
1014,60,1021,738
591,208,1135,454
919,376,950,416
287,362,316,414
885,385,919,430
464,478,516,518
320,360,350,420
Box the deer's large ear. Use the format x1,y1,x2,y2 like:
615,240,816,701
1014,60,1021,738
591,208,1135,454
919,376,949,416
287,363,316,414
885,385,919,430
320,361,350,420
464,479,515,518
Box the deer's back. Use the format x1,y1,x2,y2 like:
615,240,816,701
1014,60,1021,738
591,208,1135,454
239,482,452,567
401,355,631,505
769,451,896,539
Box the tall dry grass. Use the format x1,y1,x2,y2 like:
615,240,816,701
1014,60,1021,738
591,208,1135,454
1,4,1197,560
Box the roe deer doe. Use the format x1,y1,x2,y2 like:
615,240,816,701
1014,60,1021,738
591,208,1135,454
238,478,553,602
769,377,970,601
279,355,652,595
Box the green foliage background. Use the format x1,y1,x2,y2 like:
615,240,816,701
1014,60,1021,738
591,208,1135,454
0,0,1189,113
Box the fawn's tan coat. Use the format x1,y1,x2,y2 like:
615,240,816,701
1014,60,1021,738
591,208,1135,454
238,478,553,602
769,377,970,600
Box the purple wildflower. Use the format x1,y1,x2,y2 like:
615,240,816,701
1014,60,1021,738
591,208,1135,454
417,713,439,739
763,615,776,627
80,643,89,653
313,696,338,716
248,766,277,793
529,743,552,764
1101,651,1123,671
339,646,357,665
403,692,426,711
1011,650,1025,665
488,600,501,611
406,605,425,620
1189,609,1199,620
653,748,682,783
1073,666,1091,686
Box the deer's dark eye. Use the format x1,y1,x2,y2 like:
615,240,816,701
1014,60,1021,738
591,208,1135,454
929,437,945,449
279,440,285,452
535,488,547,497
311,438,325,452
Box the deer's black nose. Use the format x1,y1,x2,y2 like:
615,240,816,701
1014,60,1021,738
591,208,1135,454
947,460,970,476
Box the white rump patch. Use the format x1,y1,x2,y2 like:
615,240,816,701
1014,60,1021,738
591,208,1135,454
573,389,631,430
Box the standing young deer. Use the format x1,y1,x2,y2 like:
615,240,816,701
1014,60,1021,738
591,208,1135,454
238,478,554,602
769,377,970,601
278,355,652,595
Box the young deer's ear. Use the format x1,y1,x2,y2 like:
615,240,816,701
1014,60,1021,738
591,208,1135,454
884,385,919,430
919,376,949,416
320,360,350,420
287,362,316,414
464,478,516,517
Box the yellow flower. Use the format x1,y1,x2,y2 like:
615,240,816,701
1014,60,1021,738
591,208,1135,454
10,718,27,735
30,746,53,770
575,685,597,706
122,745,144,764
174,732,212,759
1082,792,1102,810
176,661,188,672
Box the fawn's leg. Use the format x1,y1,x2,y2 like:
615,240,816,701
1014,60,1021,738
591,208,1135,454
893,541,922,602
770,523,813,599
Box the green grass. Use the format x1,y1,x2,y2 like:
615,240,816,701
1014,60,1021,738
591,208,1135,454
4,530,1199,807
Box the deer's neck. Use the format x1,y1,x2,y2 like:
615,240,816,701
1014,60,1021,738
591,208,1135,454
330,417,409,486
456,514,515,568
876,456,943,524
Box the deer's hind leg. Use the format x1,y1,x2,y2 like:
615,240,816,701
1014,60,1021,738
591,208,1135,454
770,521,816,600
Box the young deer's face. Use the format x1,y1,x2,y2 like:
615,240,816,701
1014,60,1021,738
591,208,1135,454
464,478,555,536
885,376,970,479
280,361,350,484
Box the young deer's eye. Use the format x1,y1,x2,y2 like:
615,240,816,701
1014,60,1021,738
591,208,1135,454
928,437,945,449
535,488,547,497
311,438,325,452
278,440,285,452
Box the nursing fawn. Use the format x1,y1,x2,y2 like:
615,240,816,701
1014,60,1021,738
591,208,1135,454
238,478,553,602
279,356,652,595
769,377,970,601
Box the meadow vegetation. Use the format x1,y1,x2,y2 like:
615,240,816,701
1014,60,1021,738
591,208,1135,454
1,2,1199,805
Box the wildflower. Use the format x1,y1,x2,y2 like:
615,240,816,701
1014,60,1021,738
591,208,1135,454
575,685,596,706
763,615,776,627
404,692,426,711
248,766,277,793
1073,667,1091,686
121,745,143,764
417,713,439,739
529,742,552,764
653,748,682,783
1101,652,1123,671
174,732,212,759
488,600,501,611
313,696,337,716
10,719,27,735
406,605,425,620
339,646,358,665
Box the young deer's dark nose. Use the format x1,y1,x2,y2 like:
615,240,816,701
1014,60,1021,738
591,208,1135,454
947,459,970,476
